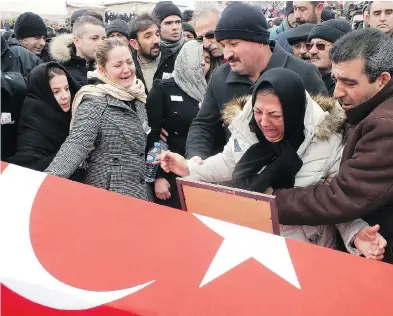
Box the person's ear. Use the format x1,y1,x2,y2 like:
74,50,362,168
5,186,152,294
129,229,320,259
73,35,80,48
129,39,139,50
316,2,324,16
377,72,391,89
98,65,105,76
365,10,370,24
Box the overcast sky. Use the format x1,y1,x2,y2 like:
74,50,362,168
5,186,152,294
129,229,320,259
0,0,193,15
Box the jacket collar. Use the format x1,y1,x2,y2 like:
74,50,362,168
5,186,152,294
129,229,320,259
346,79,393,125
225,41,289,85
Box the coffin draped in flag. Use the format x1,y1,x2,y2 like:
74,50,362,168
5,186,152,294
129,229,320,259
0,163,392,316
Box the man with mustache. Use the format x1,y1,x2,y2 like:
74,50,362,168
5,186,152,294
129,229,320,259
307,19,352,96
8,12,47,57
273,28,393,264
186,2,327,162
366,1,393,37
285,23,314,61
129,13,177,94
293,1,324,25
193,5,225,75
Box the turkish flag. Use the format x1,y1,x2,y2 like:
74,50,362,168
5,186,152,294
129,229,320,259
1,163,392,316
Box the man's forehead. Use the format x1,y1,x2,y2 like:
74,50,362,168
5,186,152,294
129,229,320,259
195,14,219,33
162,16,181,23
82,23,105,35
294,1,311,8
370,1,393,12
332,59,364,76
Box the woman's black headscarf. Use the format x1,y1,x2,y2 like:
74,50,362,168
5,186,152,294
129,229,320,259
8,62,81,171
232,68,307,193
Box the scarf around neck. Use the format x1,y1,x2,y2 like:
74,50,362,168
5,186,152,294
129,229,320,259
70,70,147,129
172,40,208,103
232,68,307,193
161,36,185,55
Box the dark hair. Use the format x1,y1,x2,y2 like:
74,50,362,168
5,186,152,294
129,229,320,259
182,9,194,22
368,1,373,14
273,18,283,26
48,67,67,79
129,13,160,40
353,9,363,17
330,28,393,83
56,27,71,35
310,1,324,8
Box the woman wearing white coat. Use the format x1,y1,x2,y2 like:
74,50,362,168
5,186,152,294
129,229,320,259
159,68,386,259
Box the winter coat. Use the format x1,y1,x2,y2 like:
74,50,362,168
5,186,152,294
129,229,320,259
45,94,150,201
49,34,95,86
185,41,328,160
1,36,42,76
8,62,81,172
186,93,368,252
146,78,200,209
133,48,177,95
1,72,28,160
275,83,393,263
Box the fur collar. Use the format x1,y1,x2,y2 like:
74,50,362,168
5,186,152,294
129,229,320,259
49,34,74,62
222,94,346,140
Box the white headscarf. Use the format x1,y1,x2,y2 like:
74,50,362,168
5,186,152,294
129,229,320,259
172,40,208,103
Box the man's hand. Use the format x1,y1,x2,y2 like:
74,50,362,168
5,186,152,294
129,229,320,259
189,156,203,165
160,128,168,143
354,225,387,260
155,178,171,200
158,151,190,177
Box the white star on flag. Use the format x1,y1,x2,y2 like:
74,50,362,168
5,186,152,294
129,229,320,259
194,214,301,289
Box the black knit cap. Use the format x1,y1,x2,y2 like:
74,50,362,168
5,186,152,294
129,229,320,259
152,1,182,23
286,23,314,45
215,2,270,44
14,12,47,40
106,19,130,39
285,1,294,16
182,23,197,38
308,19,352,44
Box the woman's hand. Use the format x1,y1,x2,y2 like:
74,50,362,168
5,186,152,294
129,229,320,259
354,225,387,260
155,178,171,200
158,151,190,177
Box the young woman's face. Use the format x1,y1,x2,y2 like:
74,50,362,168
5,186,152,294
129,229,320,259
101,46,136,88
49,74,71,112
202,49,212,76
253,91,284,142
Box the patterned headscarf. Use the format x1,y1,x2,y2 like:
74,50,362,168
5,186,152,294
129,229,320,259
172,40,208,103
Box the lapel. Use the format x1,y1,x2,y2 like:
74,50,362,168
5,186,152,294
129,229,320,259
105,95,144,147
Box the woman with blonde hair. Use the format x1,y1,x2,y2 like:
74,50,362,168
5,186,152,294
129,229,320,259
46,38,151,200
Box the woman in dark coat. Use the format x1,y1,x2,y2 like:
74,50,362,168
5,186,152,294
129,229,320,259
146,40,212,209
8,62,80,172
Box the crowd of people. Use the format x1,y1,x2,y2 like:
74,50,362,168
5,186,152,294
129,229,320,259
2,1,393,264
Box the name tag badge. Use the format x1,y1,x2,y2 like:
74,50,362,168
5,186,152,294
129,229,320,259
1,112,14,125
171,95,183,102
162,72,173,79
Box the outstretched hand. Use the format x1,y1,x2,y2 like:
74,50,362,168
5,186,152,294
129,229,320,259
157,151,190,177
354,225,387,260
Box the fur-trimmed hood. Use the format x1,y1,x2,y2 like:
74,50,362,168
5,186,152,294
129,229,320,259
222,94,346,140
49,34,74,63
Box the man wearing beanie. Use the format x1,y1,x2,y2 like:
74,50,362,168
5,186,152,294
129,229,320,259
285,23,314,62
106,19,130,45
152,1,185,55
182,23,196,41
308,19,352,95
9,12,47,56
186,2,327,161
270,1,296,40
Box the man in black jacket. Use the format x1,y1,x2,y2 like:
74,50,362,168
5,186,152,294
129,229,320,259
130,13,177,94
49,16,105,86
185,2,327,161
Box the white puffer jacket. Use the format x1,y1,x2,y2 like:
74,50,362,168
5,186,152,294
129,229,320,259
187,93,367,254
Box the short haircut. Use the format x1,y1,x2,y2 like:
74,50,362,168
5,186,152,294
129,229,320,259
85,10,104,23
368,1,373,14
129,13,160,40
310,1,324,8
182,9,194,22
72,16,104,37
193,4,221,27
330,28,393,83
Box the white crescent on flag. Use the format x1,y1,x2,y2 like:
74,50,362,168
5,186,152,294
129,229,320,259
0,164,154,310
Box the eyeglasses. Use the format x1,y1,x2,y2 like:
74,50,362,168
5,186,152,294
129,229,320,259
196,31,215,42
305,42,332,51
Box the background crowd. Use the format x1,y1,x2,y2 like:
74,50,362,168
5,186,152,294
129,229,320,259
2,1,393,265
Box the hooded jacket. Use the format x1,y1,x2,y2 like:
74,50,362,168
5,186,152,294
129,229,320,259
185,41,327,160
49,34,95,86
2,36,42,76
8,62,81,171
186,94,367,253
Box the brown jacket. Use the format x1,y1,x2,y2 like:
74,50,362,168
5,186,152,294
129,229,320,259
275,83,393,244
